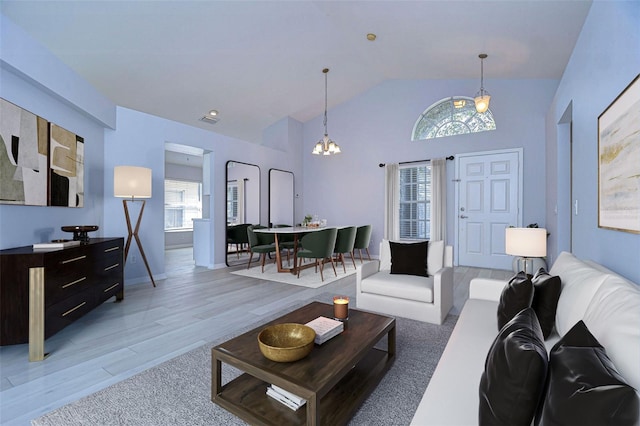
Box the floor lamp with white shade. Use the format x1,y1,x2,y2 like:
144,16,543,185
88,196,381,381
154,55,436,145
505,227,547,276
114,166,156,287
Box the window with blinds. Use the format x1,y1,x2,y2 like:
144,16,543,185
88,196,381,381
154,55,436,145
227,182,238,223
399,163,431,239
164,179,202,230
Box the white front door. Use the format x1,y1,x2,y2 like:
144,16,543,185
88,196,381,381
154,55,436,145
456,149,522,270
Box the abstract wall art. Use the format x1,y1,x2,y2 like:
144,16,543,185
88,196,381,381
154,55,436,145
50,124,84,207
598,74,640,234
0,98,84,207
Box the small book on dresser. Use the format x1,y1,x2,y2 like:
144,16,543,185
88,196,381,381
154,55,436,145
33,240,81,249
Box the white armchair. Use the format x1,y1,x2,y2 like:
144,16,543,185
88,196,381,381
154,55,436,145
356,240,454,325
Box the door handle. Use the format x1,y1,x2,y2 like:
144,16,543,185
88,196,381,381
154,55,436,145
460,215,468,219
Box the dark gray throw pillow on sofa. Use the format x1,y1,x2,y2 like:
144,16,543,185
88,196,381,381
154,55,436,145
389,241,428,277
479,307,548,426
536,320,639,426
497,271,534,330
531,268,561,339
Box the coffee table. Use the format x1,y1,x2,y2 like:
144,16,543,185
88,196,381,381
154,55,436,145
211,301,396,425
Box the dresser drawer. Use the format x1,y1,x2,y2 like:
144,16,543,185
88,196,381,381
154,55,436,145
45,290,96,339
44,250,91,307
91,241,123,262
96,279,123,304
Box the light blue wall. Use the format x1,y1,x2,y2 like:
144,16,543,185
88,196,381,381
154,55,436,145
546,0,640,284
1,12,303,284
301,78,558,257
103,107,302,282
3,3,638,285
0,14,116,249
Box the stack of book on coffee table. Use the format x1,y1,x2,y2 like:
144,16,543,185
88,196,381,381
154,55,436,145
266,384,306,411
305,316,343,344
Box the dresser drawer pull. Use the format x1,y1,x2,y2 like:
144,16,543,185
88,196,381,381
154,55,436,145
62,301,87,317
104,263,120,271
61,255,87,265
104,246,120,253
103,283,120,293
62,276,87,289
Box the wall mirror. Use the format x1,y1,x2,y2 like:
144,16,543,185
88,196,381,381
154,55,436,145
269,169,294,227
226,161,260,267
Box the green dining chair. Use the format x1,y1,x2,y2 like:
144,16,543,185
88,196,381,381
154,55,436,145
333,226,357,272
353,225,373,263
297,227,338,281
247,225,276,272
275,224,296,265
227,223,251,258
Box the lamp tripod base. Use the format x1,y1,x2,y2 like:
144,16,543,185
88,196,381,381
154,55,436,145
123,199,156,287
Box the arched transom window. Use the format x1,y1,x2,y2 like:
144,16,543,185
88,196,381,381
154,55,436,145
412,96,496,141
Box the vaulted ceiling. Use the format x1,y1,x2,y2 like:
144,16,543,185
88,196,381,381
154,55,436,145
1,1,592,144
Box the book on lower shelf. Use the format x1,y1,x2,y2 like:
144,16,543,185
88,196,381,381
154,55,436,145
266,384,306,411
33,240,81,250
305,316,344,345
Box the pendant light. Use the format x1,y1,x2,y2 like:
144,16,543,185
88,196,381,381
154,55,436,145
312,68,341,155
474,54,491,113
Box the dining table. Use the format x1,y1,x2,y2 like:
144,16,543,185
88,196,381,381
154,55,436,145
253,226,337,274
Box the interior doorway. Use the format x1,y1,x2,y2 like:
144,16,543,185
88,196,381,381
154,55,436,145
455,148,523,270
164,142,205,272
557,102,573,255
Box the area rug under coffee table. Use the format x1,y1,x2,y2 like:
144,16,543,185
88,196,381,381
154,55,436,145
32,300,457,426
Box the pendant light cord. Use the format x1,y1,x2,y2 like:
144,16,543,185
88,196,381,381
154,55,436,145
323,68,329,135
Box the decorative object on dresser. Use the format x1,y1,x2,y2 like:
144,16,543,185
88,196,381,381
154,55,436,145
61,225,99,242
114,165,155,287
0,238,124,361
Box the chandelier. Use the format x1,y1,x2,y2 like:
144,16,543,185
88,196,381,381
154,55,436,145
474,54,491,113
312,68,341,155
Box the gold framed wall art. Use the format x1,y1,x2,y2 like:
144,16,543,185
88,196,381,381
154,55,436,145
598,74,640,234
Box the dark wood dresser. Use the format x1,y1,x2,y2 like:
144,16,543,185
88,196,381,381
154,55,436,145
0,237,124,360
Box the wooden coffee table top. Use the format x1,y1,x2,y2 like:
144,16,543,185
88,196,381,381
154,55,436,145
212,301,396,425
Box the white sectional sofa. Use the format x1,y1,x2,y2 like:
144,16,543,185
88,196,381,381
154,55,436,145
411,251,640,425
356,240,454,325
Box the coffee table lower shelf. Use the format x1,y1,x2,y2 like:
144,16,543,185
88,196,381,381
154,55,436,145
214,347,392,426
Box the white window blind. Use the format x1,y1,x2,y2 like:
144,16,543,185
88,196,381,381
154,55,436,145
399,163,431,239
227,182,238,223
164,179,202,230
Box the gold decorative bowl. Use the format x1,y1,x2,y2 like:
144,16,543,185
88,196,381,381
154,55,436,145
257,323,316,362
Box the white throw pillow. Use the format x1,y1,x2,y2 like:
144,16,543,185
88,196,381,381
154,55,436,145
551,252,608,336
378,239,444,274
582,275,640,393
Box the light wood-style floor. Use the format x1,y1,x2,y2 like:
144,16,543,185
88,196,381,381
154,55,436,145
0,248,512,425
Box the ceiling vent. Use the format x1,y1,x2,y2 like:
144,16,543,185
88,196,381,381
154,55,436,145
199,115,219,125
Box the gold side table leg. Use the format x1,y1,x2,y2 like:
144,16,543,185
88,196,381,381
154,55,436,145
29,267,46,362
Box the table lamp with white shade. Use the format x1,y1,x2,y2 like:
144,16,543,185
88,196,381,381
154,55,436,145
505,227,547,276
114,166,156,287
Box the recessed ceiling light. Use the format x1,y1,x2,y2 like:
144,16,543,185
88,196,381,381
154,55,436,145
209,110,219,117
366,33,376,41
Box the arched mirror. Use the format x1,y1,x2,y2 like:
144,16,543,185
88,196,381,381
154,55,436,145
269,169,294,227
226,161,260,267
